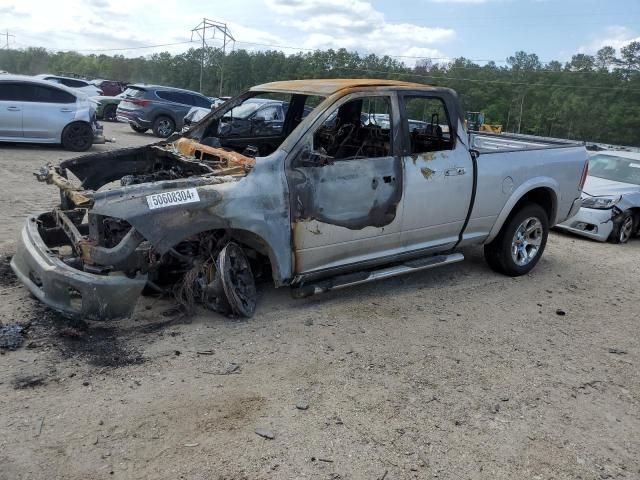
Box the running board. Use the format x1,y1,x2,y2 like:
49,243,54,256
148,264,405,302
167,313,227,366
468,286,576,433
291,252,464,298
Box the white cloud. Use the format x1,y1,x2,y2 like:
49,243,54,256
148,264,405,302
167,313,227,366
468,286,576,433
578,25,640,54
2,0,455,64
265,0,455,64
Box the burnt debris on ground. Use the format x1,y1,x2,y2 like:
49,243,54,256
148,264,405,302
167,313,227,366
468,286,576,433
0,323,28,351
23,303,145,368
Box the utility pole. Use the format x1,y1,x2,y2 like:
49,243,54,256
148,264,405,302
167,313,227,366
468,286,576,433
2,29,15,49
517,89,527,134
191,19,235,96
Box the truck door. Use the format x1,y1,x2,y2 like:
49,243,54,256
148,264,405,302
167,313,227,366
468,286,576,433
399,93,473,252
288,92,404,275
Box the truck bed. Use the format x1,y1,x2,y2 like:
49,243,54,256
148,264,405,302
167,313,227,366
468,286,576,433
470,132,583,154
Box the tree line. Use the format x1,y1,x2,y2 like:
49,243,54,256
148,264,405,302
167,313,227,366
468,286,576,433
1,43,639,146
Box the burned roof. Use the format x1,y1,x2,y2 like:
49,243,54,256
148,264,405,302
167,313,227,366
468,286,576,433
251,78,429,96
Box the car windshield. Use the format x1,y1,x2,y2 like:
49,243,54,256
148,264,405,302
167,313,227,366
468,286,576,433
588,154,640,185
227,100,265,119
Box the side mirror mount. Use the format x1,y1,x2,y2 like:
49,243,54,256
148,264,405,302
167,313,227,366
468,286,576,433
298,147,333,167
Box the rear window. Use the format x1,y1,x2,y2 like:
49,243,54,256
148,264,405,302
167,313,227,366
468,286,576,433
60,78,89,88
123,87,147,98
157,91,194,105
193,95,212,109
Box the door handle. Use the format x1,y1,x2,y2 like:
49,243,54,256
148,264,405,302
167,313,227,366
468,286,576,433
60,108,73,113
7,106,20,111
445,167,466,176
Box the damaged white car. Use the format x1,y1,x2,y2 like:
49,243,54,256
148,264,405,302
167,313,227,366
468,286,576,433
557,150,640,243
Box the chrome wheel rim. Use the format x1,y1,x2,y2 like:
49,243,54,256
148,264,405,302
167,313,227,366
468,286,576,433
157,119,173,136
511,217,543,266
620,217,633,243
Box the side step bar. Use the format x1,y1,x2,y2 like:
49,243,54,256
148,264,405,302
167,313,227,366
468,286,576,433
291,252,464,298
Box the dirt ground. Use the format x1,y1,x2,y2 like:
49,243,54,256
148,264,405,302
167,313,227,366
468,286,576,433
0,122,638,480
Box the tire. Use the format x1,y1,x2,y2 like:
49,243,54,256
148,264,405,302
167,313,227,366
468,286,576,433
608,211,634,244
103,104,117,122
61,122,93,152
484,203,549,276
130,124,148,133
152,116,175,138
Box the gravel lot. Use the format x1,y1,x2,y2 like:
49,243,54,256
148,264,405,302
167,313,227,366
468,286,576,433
0,122,638,480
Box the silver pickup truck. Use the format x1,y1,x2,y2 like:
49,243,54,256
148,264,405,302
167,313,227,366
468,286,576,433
11,79,589,319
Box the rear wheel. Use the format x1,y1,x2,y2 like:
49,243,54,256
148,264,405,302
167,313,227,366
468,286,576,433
609,211,634,244
152,116,175,137
130,124,148,133
61,122,93,152
484,203,549,276
103,104,117,121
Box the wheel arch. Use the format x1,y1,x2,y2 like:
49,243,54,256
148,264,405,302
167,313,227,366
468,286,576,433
486,179,559,244
165,227,290,288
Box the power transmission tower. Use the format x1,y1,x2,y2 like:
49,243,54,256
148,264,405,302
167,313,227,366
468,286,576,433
2,29,15,49
191,19,235,96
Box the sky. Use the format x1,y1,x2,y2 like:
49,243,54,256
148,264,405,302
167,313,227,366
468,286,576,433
1,0,640,66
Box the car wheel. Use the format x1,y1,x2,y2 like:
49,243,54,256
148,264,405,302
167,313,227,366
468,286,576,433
61,122,93,152
484,203,549,276
130,124,148,133
152,116,175,137
609,211,634,244
218,242,257,318
103,104,117,122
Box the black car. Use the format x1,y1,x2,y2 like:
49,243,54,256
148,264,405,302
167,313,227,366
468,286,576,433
116,84,215,137
215,99,314,138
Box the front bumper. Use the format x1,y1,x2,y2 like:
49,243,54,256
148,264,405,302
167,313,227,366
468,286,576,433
556,206,614,242
10,214,147,320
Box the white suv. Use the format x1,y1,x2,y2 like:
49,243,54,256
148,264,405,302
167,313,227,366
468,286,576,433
35,74,103,96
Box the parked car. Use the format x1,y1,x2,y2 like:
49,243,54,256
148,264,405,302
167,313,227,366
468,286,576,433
11,79,588,320
116,84,215,137
93,92,125,121
35,74,102,96
557,150,640,243
0,74,104,151
91,79,124,96
182,106,210,131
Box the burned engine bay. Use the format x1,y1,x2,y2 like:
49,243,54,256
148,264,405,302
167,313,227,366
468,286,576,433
32,137,266,318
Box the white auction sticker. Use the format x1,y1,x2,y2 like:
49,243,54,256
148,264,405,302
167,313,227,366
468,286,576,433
146,188,200,209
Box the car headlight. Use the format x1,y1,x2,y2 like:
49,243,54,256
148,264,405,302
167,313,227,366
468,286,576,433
581,195,622,209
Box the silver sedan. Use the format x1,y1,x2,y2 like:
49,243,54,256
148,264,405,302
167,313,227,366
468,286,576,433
0,74,104,151
557,150,640,243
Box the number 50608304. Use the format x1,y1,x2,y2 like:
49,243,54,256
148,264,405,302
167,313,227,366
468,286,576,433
146,188,200,209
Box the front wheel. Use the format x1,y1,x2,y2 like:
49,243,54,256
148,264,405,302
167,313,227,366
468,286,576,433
61,122,93,152
609,211,635,244
484,203,549,276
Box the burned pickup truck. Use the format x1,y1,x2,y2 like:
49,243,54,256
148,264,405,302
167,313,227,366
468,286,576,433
11,79,589,320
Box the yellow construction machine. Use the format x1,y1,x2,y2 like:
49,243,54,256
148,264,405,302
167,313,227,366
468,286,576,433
465,112,503,134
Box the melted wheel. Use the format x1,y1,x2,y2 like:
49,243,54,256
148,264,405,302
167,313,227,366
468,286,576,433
218,243,257,317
